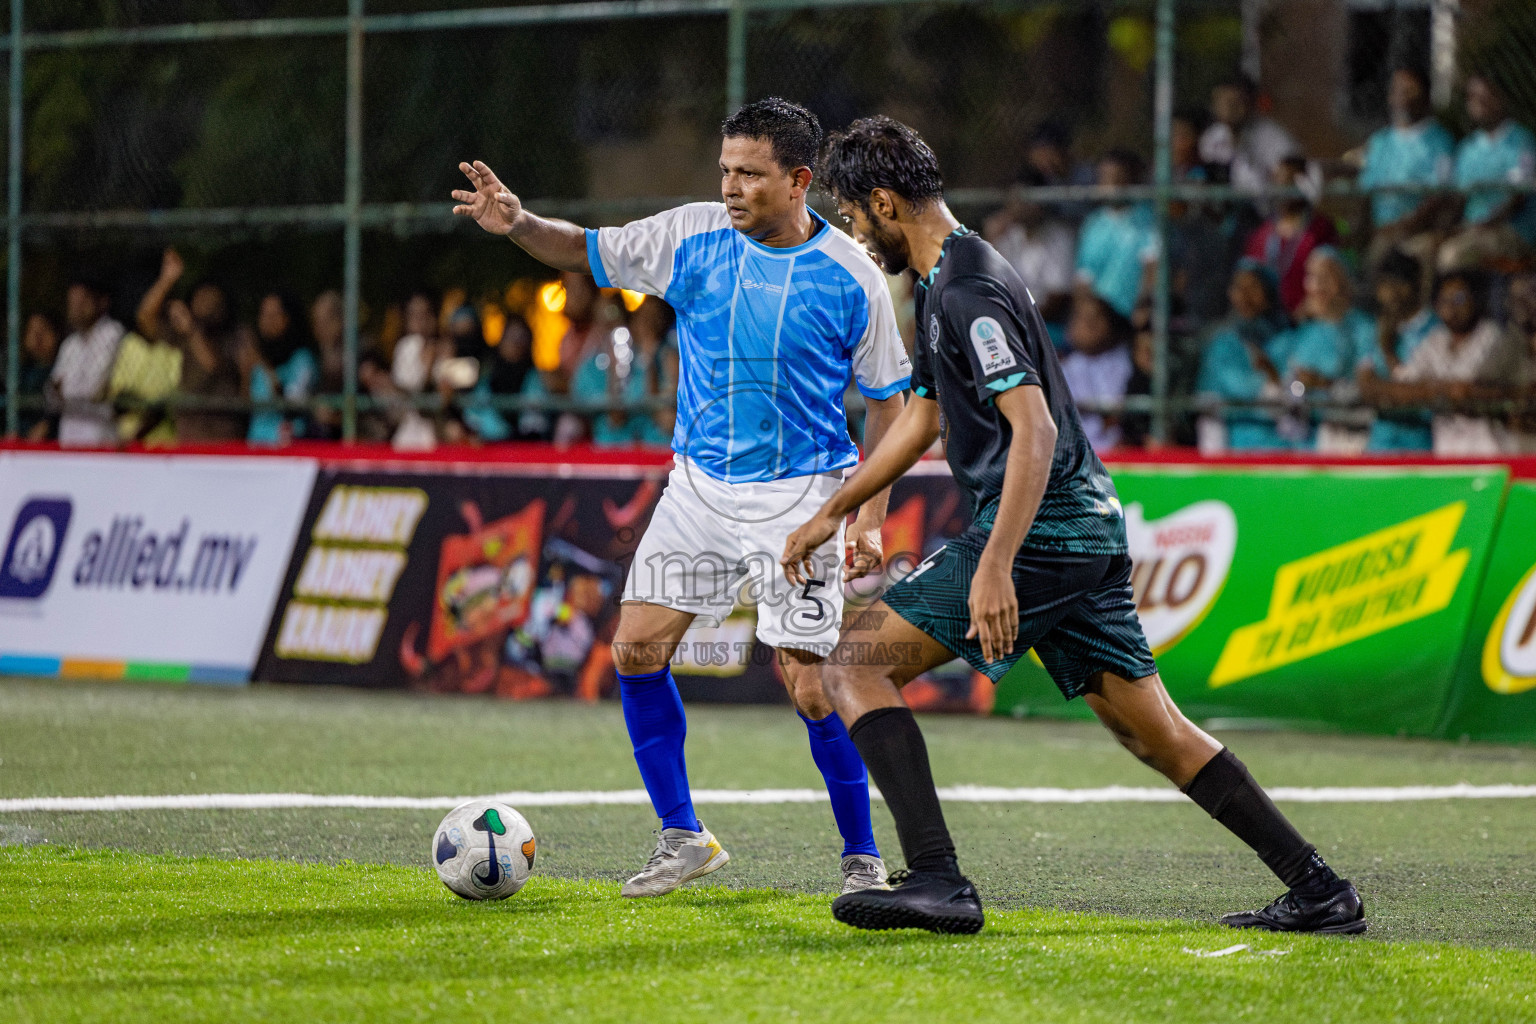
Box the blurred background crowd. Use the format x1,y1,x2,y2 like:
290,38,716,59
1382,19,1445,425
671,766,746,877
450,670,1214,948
22,257,681,452
981,64,1536,457
10,2,1536,459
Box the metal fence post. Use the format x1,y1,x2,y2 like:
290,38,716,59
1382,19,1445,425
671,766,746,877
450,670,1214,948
1150,0,1175,445
726,0,746,115
342,0,363,442
5,0,21,438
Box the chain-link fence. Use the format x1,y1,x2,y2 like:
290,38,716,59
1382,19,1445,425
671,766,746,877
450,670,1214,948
4,0,1535,455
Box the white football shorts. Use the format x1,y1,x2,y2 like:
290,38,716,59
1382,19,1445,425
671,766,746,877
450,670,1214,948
623,456,846,654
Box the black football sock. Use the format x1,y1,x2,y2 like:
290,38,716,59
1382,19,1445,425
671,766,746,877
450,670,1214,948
847,706,958,876
1182,748,1340,892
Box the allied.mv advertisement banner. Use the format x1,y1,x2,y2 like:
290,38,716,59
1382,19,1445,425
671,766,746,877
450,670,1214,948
0,451,318,682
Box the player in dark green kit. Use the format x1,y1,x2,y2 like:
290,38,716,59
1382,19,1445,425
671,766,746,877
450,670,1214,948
782,116,1367,936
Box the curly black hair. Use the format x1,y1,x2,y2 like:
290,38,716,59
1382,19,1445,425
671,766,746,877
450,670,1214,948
721,97,822,174
818,115,944,211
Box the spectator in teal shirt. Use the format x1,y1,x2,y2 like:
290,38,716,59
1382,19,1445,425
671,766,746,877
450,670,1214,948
243,293,318,447
1440,71,1536,271
1357,251,1435,451
569,297,678,446
1286,249,1376,382
1196,259,1296,450
1281,247,1377,450
1360,66,1456,269
570,331,638,446
251,292,315,442
1074,150,1158,318
627,296,678,447
460,315,534,443
242,339,284,445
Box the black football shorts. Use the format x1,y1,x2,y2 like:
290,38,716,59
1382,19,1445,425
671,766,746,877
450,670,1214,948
880,528,1157,699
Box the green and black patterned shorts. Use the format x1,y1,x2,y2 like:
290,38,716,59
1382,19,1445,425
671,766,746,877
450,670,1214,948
881,528,1157,699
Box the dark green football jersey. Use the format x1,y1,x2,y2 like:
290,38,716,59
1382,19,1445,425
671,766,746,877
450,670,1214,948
911,228,1127,554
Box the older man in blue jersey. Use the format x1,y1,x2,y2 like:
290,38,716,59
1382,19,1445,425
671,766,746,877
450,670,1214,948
453,98,910,897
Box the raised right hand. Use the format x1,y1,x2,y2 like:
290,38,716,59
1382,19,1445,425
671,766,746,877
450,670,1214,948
451,160,522,236
159,247,184,283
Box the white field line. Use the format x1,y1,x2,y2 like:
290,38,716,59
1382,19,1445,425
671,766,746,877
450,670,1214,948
3,783,1536,814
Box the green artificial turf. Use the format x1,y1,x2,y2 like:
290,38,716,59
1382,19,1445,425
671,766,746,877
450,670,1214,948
3,679,1535,947
3,846,1534,1024
8,678,1536,799
2,677,1535,1021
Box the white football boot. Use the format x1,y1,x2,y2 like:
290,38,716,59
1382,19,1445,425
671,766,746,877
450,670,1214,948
621,823,731,897
840,853,891,895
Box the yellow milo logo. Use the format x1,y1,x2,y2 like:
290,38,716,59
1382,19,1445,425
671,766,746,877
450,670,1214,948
1482,563,1536,695
1209,502,1470,687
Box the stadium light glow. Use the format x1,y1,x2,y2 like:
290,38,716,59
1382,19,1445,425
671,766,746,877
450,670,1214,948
529,280,571,371
539,280,567,314
480,304,505,346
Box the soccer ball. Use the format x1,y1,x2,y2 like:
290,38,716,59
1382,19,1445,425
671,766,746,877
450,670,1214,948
432,800,536,900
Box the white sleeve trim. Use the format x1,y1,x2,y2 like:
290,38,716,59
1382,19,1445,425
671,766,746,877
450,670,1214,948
592,203,729,297
822,232,913,396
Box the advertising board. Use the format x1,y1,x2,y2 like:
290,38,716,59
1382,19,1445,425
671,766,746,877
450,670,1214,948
1436,481,1536,742
993,466,1507,736
0,452,318,682
5,446,1525,742
253,462,980,706
253,465,801,701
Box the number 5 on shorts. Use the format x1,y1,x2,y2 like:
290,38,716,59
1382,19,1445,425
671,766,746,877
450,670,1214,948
799,579,827,622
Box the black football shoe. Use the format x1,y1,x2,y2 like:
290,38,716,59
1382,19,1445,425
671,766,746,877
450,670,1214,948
1221,878,1368,935
831,869,984,934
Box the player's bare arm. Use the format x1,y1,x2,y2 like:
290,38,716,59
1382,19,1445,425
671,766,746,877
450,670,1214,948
966,385,1055,664
844,391,906,580
451,159,590,273
782,394,939,586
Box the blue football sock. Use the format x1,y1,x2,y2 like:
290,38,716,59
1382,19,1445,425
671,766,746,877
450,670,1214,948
619,666,700,833
801,711,880,858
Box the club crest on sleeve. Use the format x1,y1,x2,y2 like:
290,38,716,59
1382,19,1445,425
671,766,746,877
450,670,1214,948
968,316,1015,374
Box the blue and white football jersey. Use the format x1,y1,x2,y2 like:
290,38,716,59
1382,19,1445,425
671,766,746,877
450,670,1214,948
586,203,911,483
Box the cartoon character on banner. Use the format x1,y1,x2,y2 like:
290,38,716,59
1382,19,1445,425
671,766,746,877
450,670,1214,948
496,479,658,701
503,537,625,701
400,499,544,695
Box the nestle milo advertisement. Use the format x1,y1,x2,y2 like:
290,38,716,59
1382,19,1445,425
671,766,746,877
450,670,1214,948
1435,480,1536,743
993,466,1508,737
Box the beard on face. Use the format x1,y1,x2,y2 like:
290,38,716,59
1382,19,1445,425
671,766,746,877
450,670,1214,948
865,215,911,275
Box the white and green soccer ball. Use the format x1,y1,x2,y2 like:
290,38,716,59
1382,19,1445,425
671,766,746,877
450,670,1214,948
433,800,536,900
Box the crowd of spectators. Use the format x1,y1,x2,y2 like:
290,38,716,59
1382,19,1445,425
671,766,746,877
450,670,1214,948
12,65,1536,458
15,255,680,452
983,67,1536,457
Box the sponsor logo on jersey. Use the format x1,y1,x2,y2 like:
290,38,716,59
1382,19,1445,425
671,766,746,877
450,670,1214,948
1125,500,1237,655
1210,502,1470,687
0,498,72,600
1482,562,1536,695
968,316,1016,374
928,314,940,350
